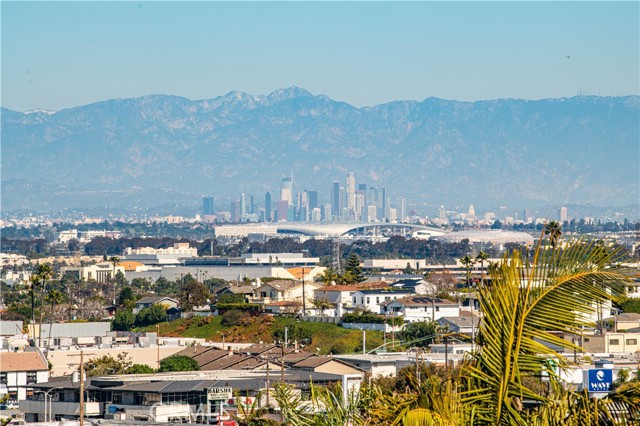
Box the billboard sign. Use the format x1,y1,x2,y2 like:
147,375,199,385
207,387,233,400
587,369,613,393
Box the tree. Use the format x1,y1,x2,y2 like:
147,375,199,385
544,220,563,248
84,353,132,376
35,263,53,347
459,255,475,288
28,275,39,343
400,321,441,347
310,297,332,316
178,275,210,311
134,304,167,327
44,289,63,352
158,355,200,372
125,364,155,374
112,308,135,331
343,254,365,284
319,267,339,284
118,286,135,306
108,256,120,305
476,251,490,286
424,271,457,299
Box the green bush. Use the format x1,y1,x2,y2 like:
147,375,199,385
221,309,251,326
159,355,200,372
342,312,385,324
125,364,155,374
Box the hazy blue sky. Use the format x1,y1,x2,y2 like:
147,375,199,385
2,1,639,111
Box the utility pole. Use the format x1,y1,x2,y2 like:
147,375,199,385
156,324,160,370
301,267,306,317
79,351,85,426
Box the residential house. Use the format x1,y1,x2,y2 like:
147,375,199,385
382,296,459,322
313,282,390,308
133,296,179,314
352,289,416,314
389,278,429,294
252,280,318,306
0,351,49,402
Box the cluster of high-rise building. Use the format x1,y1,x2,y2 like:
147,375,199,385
203,172,409,224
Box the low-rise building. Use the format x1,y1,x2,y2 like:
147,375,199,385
352,289,416,314
382,296,459,322
133,296,179,314
0,351,49,403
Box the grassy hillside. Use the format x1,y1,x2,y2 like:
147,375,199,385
139,315,384,355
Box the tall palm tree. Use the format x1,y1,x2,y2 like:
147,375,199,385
28,275,39,344
544,220,563,248
476,251,490,286
44,289,64,354
35,263,53,347
108,256,120,305
459,255,475,288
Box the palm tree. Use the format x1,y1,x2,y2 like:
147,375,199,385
44,289,64,353
28,275,39,343
476,251,490,286
35,263,53,347
108,256,120,305
459,255,475,288
319,267,339,285
462,237,630,425
544,220,563,248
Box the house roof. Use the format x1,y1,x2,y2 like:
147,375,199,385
0,351,48,372
257,281,299,292
287,267,310,279
136,296,177,305
604,312,640,321
437,316,479,328
315,282,390,293
388,296,458,307
355,288,414,296
118,261,144,271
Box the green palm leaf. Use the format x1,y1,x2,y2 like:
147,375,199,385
463,237,630,425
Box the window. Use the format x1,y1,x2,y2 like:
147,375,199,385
626,339,638,345
609,339,620,345
376,297,379,303
112,393,122,404
361,297,364,304
0,372,7,385
366,297,370,304
436,307,440,312
26,371,37,384
352,297,356,304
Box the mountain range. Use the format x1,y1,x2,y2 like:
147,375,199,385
1,87,638,214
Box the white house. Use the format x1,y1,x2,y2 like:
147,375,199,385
382,296,459,322
0,351,49,402
351,289,416,314
253,280,319,305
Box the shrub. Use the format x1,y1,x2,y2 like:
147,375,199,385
159,355,199,372
221,309,251,326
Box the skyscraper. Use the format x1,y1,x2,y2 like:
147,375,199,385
331,181,341,218
280,176,293,206
202,197,214,216
265,192,272,222
560,206,568,222
397,197,406,222
346,172,356,212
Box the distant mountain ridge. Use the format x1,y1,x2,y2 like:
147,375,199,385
1,88,638,213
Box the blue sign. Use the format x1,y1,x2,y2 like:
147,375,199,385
587,369,613,393
108,405,118,413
